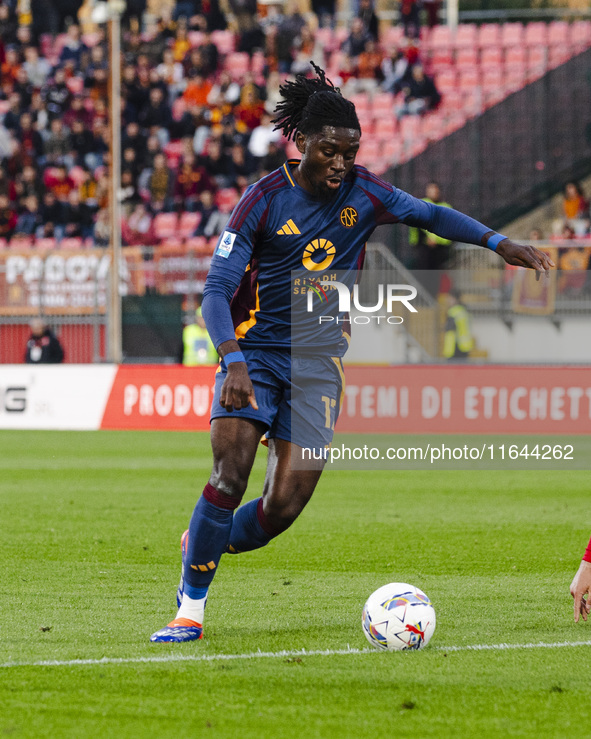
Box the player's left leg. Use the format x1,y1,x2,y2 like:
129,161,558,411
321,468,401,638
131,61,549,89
227,438,325,553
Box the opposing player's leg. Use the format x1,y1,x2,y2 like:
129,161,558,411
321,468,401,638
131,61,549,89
151,417,264,643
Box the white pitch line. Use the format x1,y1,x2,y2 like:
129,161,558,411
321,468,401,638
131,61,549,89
1,640,591,669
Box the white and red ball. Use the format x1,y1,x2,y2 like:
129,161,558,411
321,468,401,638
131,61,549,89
362,582,436,651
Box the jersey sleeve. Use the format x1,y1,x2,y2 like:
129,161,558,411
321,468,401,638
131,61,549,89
202,184,268,349
358,168,495,246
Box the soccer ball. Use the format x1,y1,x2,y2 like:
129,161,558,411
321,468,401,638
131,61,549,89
362,582,436,651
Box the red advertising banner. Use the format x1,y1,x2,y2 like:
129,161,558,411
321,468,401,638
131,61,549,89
101,364,591,434
101,364,217,430
338,365,591,434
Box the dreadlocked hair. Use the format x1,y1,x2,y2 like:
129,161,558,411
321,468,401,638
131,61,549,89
271,62,361,141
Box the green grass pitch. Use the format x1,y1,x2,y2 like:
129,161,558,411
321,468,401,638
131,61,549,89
1,430,590,738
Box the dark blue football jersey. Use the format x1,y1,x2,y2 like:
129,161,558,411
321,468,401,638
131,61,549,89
203,160,493,352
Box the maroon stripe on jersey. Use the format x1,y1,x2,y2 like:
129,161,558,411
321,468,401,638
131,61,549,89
359,185,399,226
356,169,394,193
228,172,284,230
234,178,288,230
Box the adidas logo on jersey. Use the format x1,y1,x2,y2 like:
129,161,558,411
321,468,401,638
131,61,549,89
277,219,301,235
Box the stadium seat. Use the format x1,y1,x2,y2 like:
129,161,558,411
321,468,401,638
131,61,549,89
548,21,569,46
454,24,477,48
371,92,394,117
69,166,86,186
524,22,547,47
315,27,335,52
459,68,480,90
501,23,524,48
428,25,452,50
188,31,205,48
356,112,374,136
527,46,548,79
178,211,202,238
480,47,503,68
210,30,235,54
430,47,454,67
0,238,8,249
349,93,370,115
160,237,185,252
436,69,456,94
549,44,571,68
571,21,591,51
216,188,240,213
153,213,179,240
455,47,478,68
399,115,421,142
0,100,10,115
35,238,57,250
382,25,404,49
333,27,349,47
164,140,184,167
59,238,83,249
172,97,186,121
478,24,501,47
251,51,266,76
505,46,527,68
66,77,84,95
505,64,526,92
421,113,445,141
225,52,250,81
185,236,208,253
358,139,380,166
482,68,504,93
9,236,33,249
440,89,462,111
374,117,397,141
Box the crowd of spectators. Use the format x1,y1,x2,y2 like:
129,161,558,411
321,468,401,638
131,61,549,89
0,0,442,248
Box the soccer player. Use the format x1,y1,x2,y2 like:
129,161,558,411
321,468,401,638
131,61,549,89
151,64,554,642
570,536,591,623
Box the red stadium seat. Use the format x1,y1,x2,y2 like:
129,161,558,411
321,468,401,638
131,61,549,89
188,31,205,48
458,68,480,90
505,46,526,68
501,23,524,48
178,212,202,238
480,47,503,68
0,100,10,115
430,48,453,67
374,117,397,141
435,69,456,93
527,46,548,79
0,238,8,250
216,188,240,213
382,25,404,49
315,27,335,52
505,64,526,92
69,166,86,186
371,92,394,117
224,52,250,81
399,115,421,142
210,30,235,54
59,238,83,249
66,76,84,95
160,237,185,252
9,236,34,249
571,21,591,51
164,140,184,168
454,24,477,48
440,89,462,110
356,112,375,136
349,93,370,115
186,236,209,254
153,213,179,240
548,21,569,46
421,113,445,141
35,238,58,250
482,68,504,93
251,51,266,76
549,44,571,68
455,47,478,68
524,22,547,47
478,24,501,47
358,139,380,166
428,25,452,49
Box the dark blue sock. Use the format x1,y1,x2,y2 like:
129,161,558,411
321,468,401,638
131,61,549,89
184,482,241,590
227,497,278,553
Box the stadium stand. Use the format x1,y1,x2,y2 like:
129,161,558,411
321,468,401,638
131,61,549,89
0,1,591,251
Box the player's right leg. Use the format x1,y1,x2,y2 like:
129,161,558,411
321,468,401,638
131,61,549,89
150,417,265,643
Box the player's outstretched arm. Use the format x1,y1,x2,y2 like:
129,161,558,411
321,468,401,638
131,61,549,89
570,560,591,623
485,234,555,273
217,340,258,412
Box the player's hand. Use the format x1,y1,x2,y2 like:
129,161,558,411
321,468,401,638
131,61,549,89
496,239,555,275
570,560,591,623
219,363,258,412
